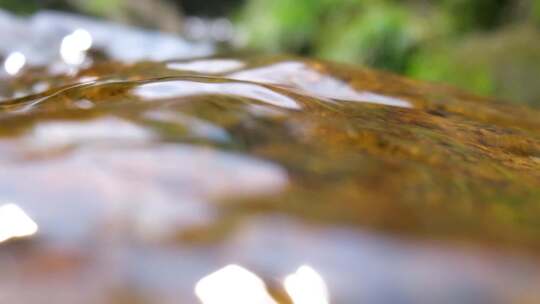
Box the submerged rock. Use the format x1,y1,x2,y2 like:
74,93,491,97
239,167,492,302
1,11,540,304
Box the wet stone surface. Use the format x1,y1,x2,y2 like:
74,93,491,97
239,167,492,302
1,19,540,304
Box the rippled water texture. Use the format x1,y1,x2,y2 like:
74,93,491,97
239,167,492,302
1,25,540,303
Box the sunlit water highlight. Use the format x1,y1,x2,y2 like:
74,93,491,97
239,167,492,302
195,265,277,304
60,29,93,65
0,203,38,243
194,264,330,304
284,266,329,304
3,52,26,75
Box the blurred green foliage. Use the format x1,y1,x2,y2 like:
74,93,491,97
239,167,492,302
440,0,513,33
316,2,418,71
0,0,36,14
534,0,540,25
76,0,122,17
0,0,71,14
236,0,424,72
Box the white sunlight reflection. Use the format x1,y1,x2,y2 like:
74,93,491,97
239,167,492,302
60,29,93,65
167,59,244,74
229,61,412,108
3,52,26,75
0,203,38,243
134,80,301,110
284,265,330,304
195,264,277,304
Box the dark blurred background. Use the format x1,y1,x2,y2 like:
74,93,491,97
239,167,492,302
2,0,540,107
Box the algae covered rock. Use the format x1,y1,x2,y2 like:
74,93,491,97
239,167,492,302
1,10,540,304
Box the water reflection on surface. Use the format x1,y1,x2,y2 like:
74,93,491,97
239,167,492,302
0,203,38,243
167,59,244,74
26,117,153,148
284,265,329,304
3,214,539,303
0,10,214,68
60,29,93,66
195,265,277,304
133,80,301,109
195,264,329,304
0,139,288,243
3,52,26,76
229,61,412,107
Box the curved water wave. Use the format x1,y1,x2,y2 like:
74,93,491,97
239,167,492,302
2,58,415,113
229,61,412,108
133,79,302,110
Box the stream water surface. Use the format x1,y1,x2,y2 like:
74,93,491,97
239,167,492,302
1,11,540,304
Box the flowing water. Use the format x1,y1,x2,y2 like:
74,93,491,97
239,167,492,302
1,12,540,304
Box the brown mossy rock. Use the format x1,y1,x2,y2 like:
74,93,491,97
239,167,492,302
2,55,540,250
